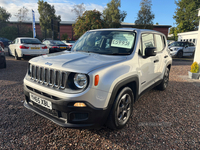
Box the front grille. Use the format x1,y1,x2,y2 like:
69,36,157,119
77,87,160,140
29,64,68,89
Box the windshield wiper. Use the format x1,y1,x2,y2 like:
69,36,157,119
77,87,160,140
106,53,131,55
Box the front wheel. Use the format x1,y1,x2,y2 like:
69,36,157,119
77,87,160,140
157,67,170,91
106,87,134,130
177,50,183,58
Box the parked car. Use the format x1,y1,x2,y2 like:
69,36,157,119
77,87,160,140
0,46,6,69
23,28,172,129
43,40,69,53
0,37,11,47
169,41,195,58
8,37,48,60
167,40,175,46
62,40,75,49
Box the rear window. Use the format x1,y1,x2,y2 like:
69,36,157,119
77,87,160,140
21,39,41,44
51,41,65,45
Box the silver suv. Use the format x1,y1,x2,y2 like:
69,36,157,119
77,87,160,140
24,28,172,129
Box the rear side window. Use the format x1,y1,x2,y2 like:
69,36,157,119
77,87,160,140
140,33,155,56
155,34,164,52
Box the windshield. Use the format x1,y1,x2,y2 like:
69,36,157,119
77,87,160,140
51,40,65,45
21,38,41,44
169,42,185,47
71,30,136,55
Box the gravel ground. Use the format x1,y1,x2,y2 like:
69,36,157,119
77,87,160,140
1,55,200,149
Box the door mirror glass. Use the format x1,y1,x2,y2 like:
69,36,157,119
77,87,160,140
145,47,157,57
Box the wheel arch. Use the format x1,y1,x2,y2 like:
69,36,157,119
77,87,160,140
108,75,139,109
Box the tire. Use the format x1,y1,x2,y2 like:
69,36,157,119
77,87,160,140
157,67,170,91
14,51,20,60
8,47,11,56
177,50,183,58
106,87,134,130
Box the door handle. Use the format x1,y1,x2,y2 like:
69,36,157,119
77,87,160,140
164,55,168,58
154,59,159,63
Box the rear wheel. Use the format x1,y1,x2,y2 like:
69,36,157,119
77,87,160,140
157,67,169,91
8,47,11,56
15,51,20,60
106,87,134,130
177,50,183,58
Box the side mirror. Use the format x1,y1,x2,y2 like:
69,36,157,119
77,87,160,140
185,45,188,48
145,47,157,57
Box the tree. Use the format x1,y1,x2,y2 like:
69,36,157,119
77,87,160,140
173,0,200,32
72,10,106,38
71,3,85,18
15,6,29,22
38,0,61,39
15,6,31,37
135,0,155,29
61,33,68,40
0,26,18,40
0,7,11,29
103,0,127,28
169,27,179,41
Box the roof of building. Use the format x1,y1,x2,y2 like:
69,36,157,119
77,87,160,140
9,21,171,28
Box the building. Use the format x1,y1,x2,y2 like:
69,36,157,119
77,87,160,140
177,31,198,45
8,21,171,40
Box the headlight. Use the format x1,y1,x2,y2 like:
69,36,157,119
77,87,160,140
74,73,88,89
174,48,179,51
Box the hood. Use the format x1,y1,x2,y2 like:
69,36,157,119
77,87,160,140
168,46,183,49
29,51,127,74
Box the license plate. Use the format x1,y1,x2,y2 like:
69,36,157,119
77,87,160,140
60,47,66,49
31,47,40,49
30,93,52,110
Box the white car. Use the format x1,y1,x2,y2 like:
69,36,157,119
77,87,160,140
61,40,75,49
8,37,49,60
169,41,195,58
24,28,172,129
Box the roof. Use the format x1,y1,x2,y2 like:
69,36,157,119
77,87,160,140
89,28,165,35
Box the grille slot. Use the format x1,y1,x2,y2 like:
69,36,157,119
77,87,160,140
29,65,68,89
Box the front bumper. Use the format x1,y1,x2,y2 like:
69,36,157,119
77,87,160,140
170,50,178,57
24,85,110,128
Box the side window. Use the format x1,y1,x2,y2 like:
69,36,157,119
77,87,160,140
189,43,194,46
140,33,155,56
155,34,164,52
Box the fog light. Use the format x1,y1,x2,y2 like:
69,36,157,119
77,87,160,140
74,102,86,107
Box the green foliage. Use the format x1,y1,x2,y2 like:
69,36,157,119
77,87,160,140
135,0,155,29
61,33,68,40
72,10,106,38
0,7,11,29
174,0,200,32
0,26,18,40
169,27,179,41
37,0,61,39
190,61,199,73
103,0,127,28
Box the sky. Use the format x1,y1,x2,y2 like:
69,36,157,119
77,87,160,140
0,0,177,27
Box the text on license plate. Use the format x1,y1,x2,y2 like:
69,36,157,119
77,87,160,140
30,93,52,110
31,47,40,49
60,47,66,49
